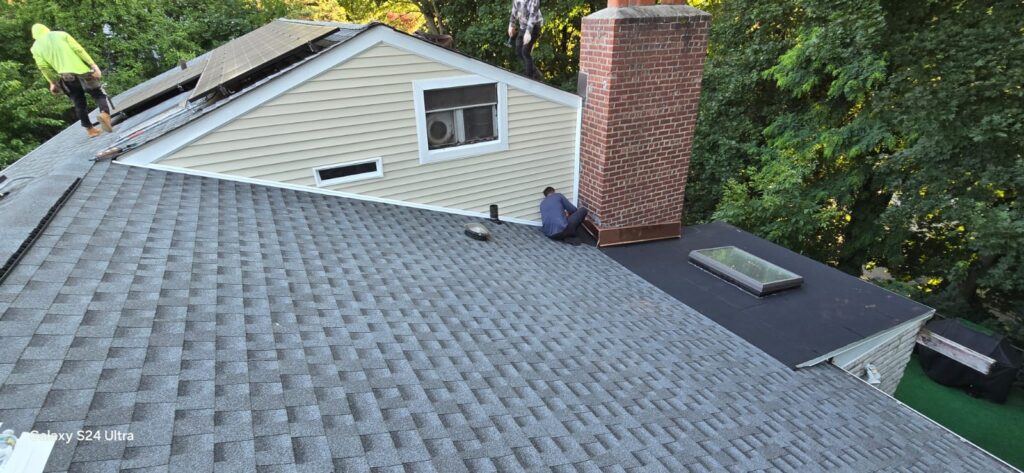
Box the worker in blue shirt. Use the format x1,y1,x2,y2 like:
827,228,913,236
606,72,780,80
540,186,588,245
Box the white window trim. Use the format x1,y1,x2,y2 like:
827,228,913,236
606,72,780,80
412,76,509,165
312,157,383,187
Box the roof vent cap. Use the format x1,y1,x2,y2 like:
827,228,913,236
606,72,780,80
464,222,491,241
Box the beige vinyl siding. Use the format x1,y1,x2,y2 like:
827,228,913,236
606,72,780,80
158,43,578,222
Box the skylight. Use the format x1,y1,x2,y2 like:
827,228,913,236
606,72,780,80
689,246,803,296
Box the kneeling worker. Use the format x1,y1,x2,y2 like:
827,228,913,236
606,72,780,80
31,23,113,138
540,187,588,245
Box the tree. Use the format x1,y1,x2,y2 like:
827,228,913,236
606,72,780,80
0,61,65,168
437,0,601,91
690,0,1024,344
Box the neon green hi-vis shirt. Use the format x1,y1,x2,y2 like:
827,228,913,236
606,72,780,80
30,24,95,84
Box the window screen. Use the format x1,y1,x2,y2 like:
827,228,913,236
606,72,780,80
317,161,379,182
462,106,496,142
424,84,498,111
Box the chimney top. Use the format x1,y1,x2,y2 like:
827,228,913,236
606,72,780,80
608,0,688,7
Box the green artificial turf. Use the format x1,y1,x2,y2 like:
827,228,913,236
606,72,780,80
894,354,1024,469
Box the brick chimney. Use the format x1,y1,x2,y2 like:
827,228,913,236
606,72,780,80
578,1,710,246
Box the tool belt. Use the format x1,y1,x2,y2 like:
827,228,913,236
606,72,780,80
58,72,103,93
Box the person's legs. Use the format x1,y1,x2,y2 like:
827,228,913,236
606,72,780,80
563,207,589,237
78,74,111,114
79,74,113,131
62,77,91,128
515,24,541,79
521,24,541,79
514,30,528,74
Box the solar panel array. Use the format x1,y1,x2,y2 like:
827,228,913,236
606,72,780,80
189,20,338,100
112,57,207,114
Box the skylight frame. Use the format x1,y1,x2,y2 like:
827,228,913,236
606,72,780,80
689,246,803,296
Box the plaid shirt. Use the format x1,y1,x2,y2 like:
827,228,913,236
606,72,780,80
509,0,543,31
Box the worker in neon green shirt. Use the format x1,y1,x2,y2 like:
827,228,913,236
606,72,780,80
31,24,113,138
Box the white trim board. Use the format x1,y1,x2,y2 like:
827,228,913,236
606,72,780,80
796,311,934,368
116,161,542,226
917,328,996,374
571,105,582,206
120,25,581,167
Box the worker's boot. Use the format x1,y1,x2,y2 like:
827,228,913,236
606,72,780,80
98,112,113,133
85,127,101,138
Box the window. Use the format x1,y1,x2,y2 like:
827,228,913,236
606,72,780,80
313,158,383,187
688,246,803,296
424,84,498,149
413,76,508,164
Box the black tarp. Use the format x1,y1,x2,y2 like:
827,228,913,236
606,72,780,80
602,222,934,368
919,318,1023,403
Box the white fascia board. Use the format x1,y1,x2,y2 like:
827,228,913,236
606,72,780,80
119,27,396,166
796,310,935,368
115,160,542,227
379,29,582,109
121,25,581,166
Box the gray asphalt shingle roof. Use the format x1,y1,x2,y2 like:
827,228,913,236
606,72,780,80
0,160,1013,472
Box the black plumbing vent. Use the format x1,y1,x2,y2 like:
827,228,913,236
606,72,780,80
0,177,82,286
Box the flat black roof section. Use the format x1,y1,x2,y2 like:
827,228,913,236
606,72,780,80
603,222,933,368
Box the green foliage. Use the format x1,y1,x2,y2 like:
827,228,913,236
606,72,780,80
436,0,600,91
692,0,1024,344
0,60,65,168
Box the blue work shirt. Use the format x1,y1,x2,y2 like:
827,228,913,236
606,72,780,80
539,193,577,237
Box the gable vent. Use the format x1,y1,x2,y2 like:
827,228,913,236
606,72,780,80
313,158,383,187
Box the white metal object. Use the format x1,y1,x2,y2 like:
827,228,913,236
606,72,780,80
864,363,881,385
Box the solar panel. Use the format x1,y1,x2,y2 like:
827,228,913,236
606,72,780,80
112,57,207,115
189,20,338,100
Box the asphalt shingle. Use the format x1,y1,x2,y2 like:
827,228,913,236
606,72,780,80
0,162,1015,472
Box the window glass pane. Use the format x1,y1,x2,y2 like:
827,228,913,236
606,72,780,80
692,247,800,284
317,161,378,181
462,105,497,143
425,84,497,111
426,110,458,149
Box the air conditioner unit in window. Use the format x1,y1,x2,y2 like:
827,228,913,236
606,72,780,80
426,112,455,147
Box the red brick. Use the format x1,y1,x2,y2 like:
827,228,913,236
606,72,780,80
578,6,709,229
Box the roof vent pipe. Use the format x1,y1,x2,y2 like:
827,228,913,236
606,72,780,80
489,204,503,225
